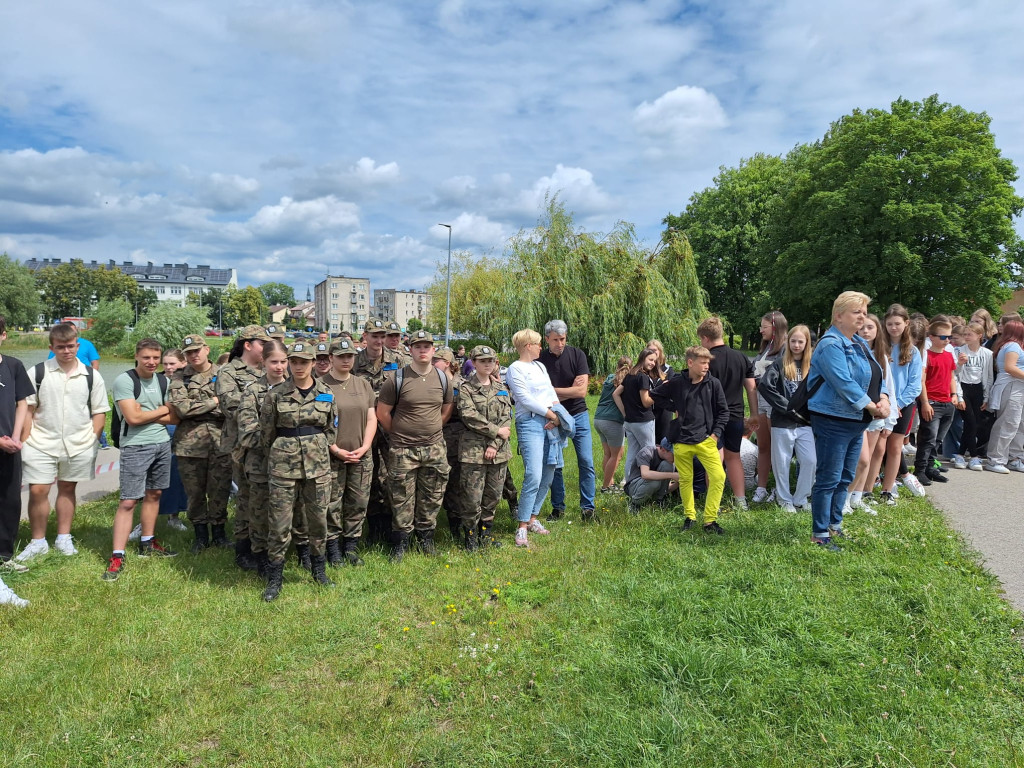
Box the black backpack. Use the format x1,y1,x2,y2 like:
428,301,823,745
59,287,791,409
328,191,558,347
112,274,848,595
393,365,449,403
33,363,95,415
111,370,169,448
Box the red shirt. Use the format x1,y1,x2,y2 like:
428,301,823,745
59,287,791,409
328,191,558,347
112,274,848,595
924,349,956,403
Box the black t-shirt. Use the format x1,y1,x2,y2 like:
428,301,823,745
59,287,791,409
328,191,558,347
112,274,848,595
0,355,32,437
707,344,754,419
539,346,590,416
621,372,654,423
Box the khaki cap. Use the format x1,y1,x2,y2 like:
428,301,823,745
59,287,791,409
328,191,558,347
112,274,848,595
409,330,435,344
331,339,357,355
385,320,402,335
363,319,386,333
182,335,206,352
432,347,455,364
239,324,271,342
287,342,316,360
265,324,286,340
470,345,497,360
314,342,330,357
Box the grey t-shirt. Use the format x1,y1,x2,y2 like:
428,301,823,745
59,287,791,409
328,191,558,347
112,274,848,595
625,443,662,487
113,371,171,447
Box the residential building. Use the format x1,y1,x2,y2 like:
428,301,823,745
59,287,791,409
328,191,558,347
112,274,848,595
314,275,371,333
289,301,317,327
373,289,432,330
268,304,289,324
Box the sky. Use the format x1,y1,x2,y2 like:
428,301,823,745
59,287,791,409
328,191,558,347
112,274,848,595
2,0,1023,299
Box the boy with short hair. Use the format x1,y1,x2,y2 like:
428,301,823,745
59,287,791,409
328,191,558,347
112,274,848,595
915,317,959,487
652,346,729,533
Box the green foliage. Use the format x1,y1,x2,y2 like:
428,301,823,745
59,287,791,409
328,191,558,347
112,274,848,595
223,285,266,328
0,253,43,328
135,287,159,315
121,301,209,355
90,266,140,304
258,281,295,308
34,260,143,323
406,317,423,332
85,299,132,351
426,250,505,335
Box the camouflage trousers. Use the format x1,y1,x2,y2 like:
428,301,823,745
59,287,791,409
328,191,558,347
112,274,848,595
461,461,508,532
387,442,450,534
442,455,464,534
503,469,518,506
178,453,232,526
367,431,392,530
267,476,329,563
327,454,372,541
232,461,251,542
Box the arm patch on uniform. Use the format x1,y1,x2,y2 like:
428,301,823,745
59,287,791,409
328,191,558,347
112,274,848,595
383,362,398,371
497,390,509,396
314,393,334,402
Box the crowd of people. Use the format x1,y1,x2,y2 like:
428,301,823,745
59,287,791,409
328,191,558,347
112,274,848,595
1,293,1022,606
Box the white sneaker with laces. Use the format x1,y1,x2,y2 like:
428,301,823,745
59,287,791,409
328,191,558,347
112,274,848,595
527,519,550,535
1008,459,1024,473
166,516,189,532
752,487,770,503
14,539,49,563
902,444,916,456
515,528,529,547
901,474,926,497
968,457,984,471
53,535,78,556
0,581,29,608
841,501,853,517
780,502,797,513
985,461,1010,474
952,454,968,470
128,523,142,542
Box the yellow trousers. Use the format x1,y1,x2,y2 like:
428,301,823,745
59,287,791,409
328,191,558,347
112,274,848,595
673,437,726,523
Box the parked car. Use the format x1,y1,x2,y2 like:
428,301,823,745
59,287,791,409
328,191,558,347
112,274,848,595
204,329,222,337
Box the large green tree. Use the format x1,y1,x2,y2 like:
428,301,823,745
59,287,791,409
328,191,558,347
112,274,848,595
91,266,140,304
664,153,787,345
86,299,133,350
224,286,267,328
0,253,43,328
36,260,93,321
426,250,505,335
258,282,296,308
760,95,1023,325
123,302,210,355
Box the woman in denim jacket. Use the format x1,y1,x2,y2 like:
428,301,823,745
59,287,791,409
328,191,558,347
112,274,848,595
806,291,890,550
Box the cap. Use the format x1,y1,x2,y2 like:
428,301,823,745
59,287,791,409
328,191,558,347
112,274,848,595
239,324,271,342
385,320,402,335
314,342,330,357
659,438,673,452
363,319,386,333
409,330,434,344
287,342,315,360
265,324,286,340
470,345,497,360
331,339,357,355
432,347,455,364
182,335,205,352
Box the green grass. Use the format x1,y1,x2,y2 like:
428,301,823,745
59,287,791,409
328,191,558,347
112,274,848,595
2,401,1024,767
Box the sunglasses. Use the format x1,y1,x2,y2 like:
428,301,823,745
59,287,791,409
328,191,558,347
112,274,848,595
932,334,951,340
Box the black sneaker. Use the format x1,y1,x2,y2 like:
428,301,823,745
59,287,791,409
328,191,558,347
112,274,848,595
580,508,597,523
811,536,841,552
703,521,725,535
880,491,897,507
102,553,125,581
914,473,933,487
682,518,695,531
139,539,178,558
545,508,564,523
926,469,948,483
829,528,851,542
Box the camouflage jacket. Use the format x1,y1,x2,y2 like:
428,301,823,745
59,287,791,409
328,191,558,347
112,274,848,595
216,357,263,456
236,375,284,479
168,362,225,458
442,373,466,457
260,378,337,480
457,375,513,464
354,347,402,402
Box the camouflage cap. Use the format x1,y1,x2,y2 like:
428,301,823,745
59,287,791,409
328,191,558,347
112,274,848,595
314,341,331,357
239,324,271,342
363,318,386,333
265,323,286,340
470,344,498,360
287,342,316,360
181,335,206,351
432,347,455,364
330,339,358,355
408,329,435,345
385,320,402,335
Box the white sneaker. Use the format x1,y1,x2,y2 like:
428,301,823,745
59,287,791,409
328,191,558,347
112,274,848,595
128,524,142,542
854,498,878,516
968,457,984,471
733,497,749,511
780,502,797,513
166,516,189,532
527,519,550,535
0,559,29,574
1008,459,1024,473
14,539,49,563
952,454,967,470
841,502,853,517
0,582,29,608
515,528,528,548
752,487,770,503
901,474,926,497
985,462,1011,474
902,444,916,456
53,535,78,556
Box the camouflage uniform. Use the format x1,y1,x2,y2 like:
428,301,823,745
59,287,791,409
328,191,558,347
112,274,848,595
387,441,450,534
385,321,413,367
217,350,265,543
260,377,337,563
354,341,402,540
169,361,232,526
236,375,284,559
441,371,466,533
457,371,513,535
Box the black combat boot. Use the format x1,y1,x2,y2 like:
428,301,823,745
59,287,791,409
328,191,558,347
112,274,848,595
255,550,269,580
311,554,334,586
463,524,479,552
234,538,259,571
211,523,231,548
342,537,364,567
389,531,410,563
263,560,285,601
295,542,312,571
190,523,210,554
447,511,461,538
325,538,343,567
478,523,503,548
415,529,437,556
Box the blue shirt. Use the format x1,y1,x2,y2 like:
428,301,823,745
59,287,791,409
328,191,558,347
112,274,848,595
48,337,100,366
888,343,923,410
808,326,888,420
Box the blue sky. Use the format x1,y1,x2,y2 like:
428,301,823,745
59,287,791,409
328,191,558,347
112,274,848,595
2,0,1022,298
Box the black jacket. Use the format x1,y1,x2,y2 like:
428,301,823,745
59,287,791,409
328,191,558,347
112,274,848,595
650,372,729,445
757,356,804,429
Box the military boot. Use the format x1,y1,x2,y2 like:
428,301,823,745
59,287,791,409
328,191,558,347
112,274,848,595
389,531,410,563
263,560,285,602
462,523,480,552
255,550,269,580
234,538,259,571
325,538,343,568
295,543,312,572
479,522,503,548
415,529,437,556
342,537,364,566
190,523,210,554
311,555,334,586
211,523,232,548
447,511,461,539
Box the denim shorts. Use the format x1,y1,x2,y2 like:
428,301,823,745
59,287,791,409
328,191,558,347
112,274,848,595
119,441,172,500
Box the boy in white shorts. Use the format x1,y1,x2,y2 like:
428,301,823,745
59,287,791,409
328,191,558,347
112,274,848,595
16,323,109,562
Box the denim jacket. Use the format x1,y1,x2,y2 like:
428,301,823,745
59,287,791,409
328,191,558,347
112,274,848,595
808,326,888,420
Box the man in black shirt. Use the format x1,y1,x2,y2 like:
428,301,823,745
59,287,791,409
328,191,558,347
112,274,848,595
538,320,596,521
0,316,33,587
698,316,759,509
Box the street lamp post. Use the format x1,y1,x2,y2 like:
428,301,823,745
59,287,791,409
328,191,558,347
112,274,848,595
439,223,452,348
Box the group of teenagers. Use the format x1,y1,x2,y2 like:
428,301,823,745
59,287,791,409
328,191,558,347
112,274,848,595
599,293,1024,550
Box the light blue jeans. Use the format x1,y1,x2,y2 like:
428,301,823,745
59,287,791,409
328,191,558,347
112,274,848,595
550,411,597,512
516,413,557,523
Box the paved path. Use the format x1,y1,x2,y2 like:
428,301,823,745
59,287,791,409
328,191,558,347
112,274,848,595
19,447,122,517
925,464,1024,612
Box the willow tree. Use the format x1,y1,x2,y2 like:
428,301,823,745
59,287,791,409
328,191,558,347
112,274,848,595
482,199,708,373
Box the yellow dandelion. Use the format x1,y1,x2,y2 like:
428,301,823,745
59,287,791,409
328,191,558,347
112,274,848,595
402,627,409,632
431,621,436,625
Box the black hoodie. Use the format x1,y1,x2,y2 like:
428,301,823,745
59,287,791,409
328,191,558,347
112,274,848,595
650,371,729,445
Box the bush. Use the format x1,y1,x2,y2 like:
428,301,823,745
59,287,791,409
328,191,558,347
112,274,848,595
85,299,132,352
117,302,210,357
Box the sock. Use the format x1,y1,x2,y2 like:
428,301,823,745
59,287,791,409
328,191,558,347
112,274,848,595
141,535,154,543
113,550,125,557
31,537,46,545
55,533,72,543
849,491,862,505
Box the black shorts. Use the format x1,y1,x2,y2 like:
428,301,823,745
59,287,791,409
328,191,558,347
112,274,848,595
893,403,917,436
718,417,744,453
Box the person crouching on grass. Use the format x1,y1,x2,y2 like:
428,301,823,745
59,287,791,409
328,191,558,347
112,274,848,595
651,346,729,534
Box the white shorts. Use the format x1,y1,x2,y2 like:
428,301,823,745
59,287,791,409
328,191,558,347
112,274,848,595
21,443,97,485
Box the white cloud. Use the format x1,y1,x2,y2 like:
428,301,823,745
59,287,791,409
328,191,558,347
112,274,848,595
431,213,505,248
633,86,728,150
517,165,613,217
192,172,260,211
247,195,360,244
292,157,401,200
350,157,400,185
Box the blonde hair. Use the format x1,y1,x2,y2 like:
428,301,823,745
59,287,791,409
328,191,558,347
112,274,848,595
646,339,666,377
612,356,632,387
783,325,813,382
512,328,541,353
831,291,871,322
685,346,712,361
696,316,724,342
970,308,998,338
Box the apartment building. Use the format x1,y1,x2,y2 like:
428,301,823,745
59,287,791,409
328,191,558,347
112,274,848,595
372,289,432,330
314,275,371,333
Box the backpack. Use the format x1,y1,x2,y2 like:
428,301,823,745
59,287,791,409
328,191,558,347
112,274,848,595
33,363,95,416
111,370,169,448
393,365,449,404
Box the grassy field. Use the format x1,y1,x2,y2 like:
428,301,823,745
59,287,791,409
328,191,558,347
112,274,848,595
2,403,1024,767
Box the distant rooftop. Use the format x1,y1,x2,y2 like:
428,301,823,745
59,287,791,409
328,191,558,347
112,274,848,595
24,258,235,286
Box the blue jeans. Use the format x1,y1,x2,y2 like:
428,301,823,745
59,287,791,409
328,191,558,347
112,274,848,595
516,413,557,523
550,411,597,512
810,414,864,538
